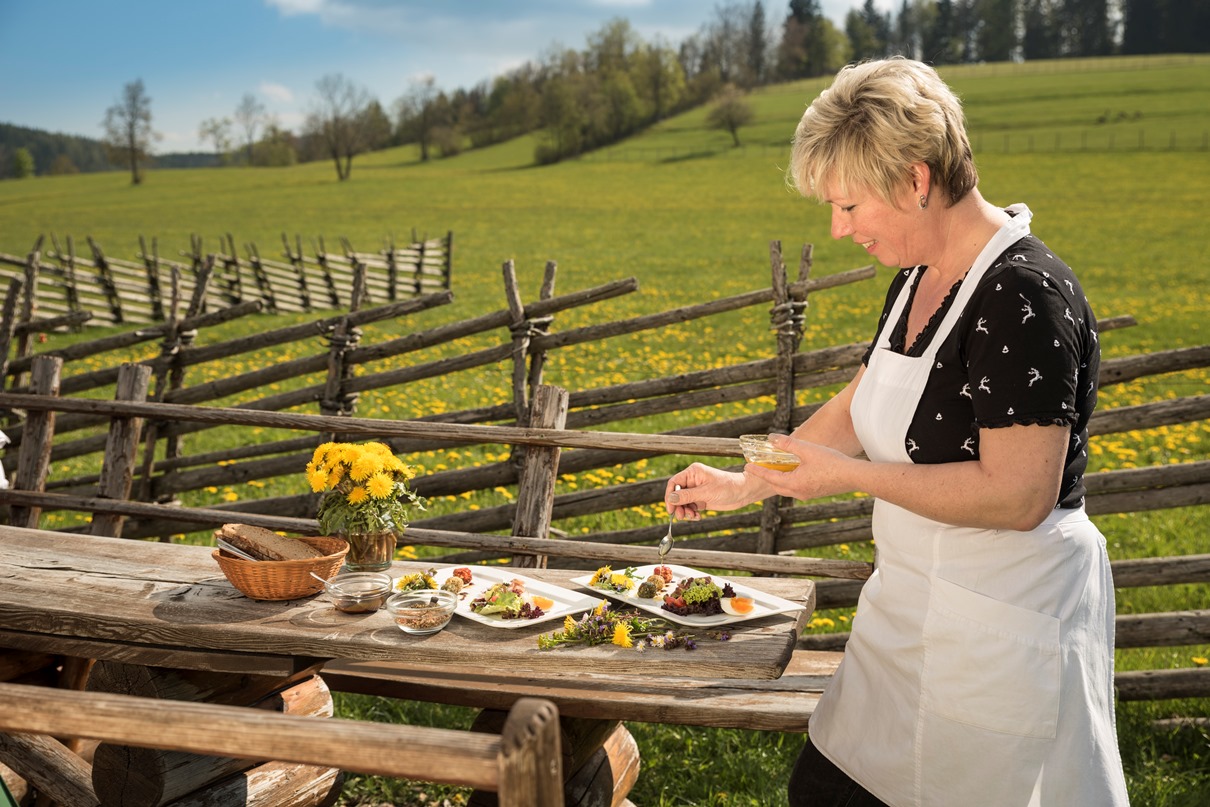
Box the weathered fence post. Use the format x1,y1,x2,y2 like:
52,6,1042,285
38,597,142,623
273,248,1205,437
138,235,166,321
757,241,812,555
9,356,62,529
511,384,569,569
90,363,152,538
245,242,279,314
50,234,83,320
86,236,124,324
313,236,342,309
0,276,22,395
318,266,366,442
282,233,313,311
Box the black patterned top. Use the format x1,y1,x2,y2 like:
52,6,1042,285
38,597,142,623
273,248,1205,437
861,233,1099,509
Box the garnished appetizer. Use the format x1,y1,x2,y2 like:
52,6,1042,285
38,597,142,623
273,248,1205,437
440,567,474,595
661,576,737,618
636,574,668,599
469,578,551,620
588,565,639,593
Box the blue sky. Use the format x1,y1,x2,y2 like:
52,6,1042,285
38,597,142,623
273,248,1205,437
0,0,892,153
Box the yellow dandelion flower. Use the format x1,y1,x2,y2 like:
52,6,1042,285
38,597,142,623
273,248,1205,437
594,600,607,616
307,468,328,493
1194,656,1208,666
347,486,369,505
366,472,394,499
564,615,575,632
611,624,633,648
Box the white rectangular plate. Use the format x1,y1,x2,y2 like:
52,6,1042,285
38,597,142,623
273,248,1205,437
419,565,601,630
568,563,807,627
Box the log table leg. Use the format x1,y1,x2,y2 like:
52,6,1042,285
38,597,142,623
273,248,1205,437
468,711,639,807
86,662,342,807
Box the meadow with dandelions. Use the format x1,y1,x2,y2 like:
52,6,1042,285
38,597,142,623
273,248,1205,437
2,55,1208,805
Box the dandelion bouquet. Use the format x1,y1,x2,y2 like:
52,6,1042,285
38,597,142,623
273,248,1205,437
307,441,426,538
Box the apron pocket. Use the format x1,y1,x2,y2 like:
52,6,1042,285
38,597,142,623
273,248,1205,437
921,576,1060,739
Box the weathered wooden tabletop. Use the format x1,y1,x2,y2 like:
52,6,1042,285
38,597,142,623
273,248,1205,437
0,526,814,683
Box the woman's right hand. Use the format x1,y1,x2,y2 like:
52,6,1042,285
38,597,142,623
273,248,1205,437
665,463,766,521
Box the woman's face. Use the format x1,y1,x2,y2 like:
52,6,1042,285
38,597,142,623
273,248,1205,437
822,178,923,269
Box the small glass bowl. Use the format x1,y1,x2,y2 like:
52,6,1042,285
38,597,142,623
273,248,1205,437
386,589,457,635
324,572,393,614
738,434,800,471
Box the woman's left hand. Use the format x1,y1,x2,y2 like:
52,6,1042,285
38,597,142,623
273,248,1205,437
743,433,855,501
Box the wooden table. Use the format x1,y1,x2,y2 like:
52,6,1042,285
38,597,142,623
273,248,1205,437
0,525,818,804
0,527,813,682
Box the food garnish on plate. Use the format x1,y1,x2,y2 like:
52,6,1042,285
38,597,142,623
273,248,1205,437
469,578,549,620
395,568,439,592
587,565,640,593
440,566,474,594
661,576,738,618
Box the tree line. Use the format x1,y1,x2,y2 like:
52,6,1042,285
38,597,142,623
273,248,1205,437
5,0,1207,183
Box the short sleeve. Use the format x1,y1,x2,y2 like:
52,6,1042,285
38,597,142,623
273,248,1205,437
961,260,1083,429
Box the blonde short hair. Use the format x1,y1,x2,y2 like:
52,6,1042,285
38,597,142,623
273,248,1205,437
788,58,977,208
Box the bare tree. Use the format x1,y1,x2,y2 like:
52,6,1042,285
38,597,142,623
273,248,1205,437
102,79,158,184
305,73,374,181
394,75,440,161
198,116,232,163
234,93,266,164
706,83,754,147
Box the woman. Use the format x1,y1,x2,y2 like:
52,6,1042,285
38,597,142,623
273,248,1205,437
664,58,1129,806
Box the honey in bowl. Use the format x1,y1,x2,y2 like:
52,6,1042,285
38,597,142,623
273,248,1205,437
738,434,800,472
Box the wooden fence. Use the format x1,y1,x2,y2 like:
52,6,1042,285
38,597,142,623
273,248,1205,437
0,229,452,326
2,239,1208,701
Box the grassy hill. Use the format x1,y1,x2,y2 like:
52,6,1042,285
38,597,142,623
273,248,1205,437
2,54,1209,806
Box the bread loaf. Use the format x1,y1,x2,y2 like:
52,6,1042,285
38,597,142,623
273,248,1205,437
217,523,325,561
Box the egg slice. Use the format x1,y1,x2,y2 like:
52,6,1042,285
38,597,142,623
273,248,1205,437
720,596,755,616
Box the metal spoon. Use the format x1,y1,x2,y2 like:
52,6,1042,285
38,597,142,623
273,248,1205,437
657,485,680,560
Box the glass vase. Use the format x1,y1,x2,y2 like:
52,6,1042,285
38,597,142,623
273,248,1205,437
341,530,397,573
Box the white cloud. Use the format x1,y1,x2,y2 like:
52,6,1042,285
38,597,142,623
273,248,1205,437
260,81,295,103
265,0,325,15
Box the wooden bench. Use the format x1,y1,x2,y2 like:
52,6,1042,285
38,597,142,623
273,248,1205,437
0,680,562,807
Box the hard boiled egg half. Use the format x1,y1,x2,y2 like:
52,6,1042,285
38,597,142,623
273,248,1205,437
719,596,755,616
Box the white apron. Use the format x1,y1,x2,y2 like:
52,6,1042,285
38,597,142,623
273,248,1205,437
808,206,1129,807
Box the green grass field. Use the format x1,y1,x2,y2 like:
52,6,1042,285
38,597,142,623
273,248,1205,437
3,55,1209,805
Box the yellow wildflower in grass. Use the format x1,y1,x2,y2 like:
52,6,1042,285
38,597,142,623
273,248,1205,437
612,624,634,648
1194,656,1208,666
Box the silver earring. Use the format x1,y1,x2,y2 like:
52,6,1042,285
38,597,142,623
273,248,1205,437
919,195,928,210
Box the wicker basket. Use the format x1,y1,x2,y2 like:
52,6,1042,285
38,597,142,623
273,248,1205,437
212,535,349,601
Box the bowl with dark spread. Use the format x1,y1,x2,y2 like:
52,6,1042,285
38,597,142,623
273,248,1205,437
324,572,393,614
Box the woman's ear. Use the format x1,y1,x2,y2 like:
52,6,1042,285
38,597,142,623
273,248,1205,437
911,162,931,198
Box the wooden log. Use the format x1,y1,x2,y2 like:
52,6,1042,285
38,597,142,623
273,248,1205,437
469,700,567,807
1099,345,1210,387
9,356,61,529
0,730,98,807
1114,610,1210,649
529,268,869,359
1115,667,1210,701
12,309,93,335
90,363,152,538
90,670,334,807
4,299,263,386
1090,395,1210,437
0,276,23,385
562,723,640,807
1110,554,1210,588
167,761,342,807
512,385,569,569
1085,459,1210,494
